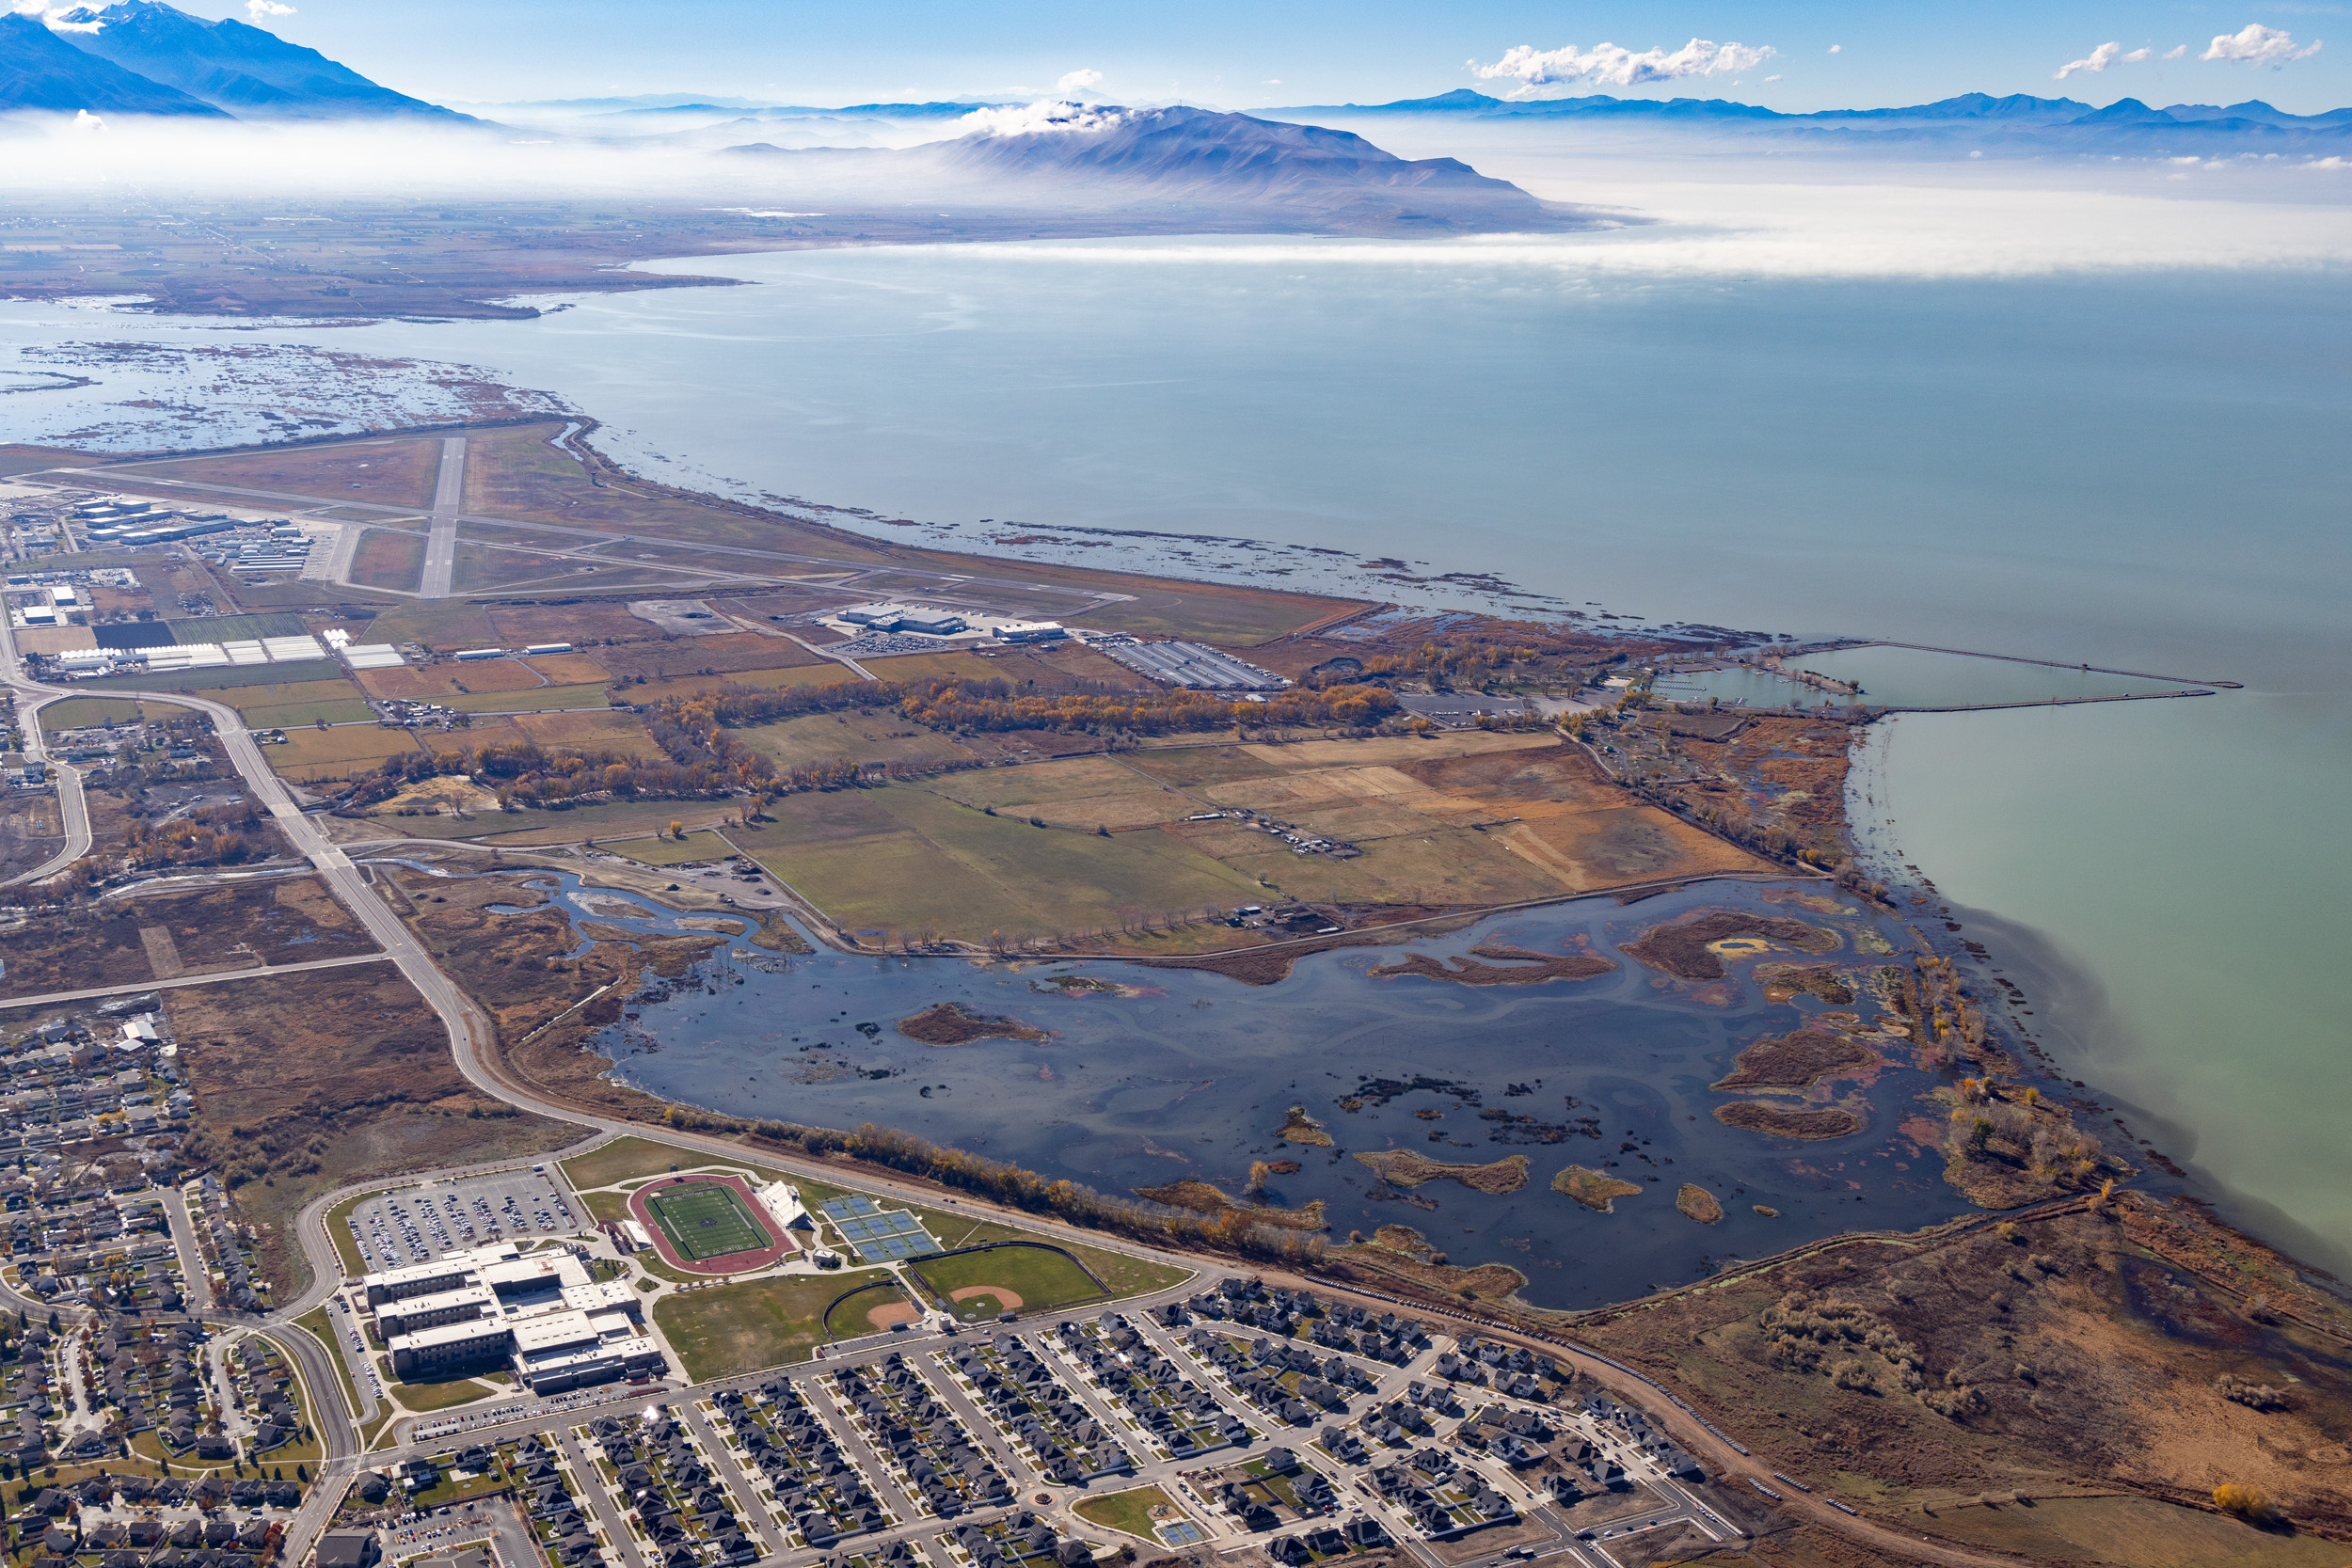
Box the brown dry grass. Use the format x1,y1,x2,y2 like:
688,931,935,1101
510,709,660,755
1353,1149,1530,1194
516,652,611,683
162,965,574,1294
1712,1028,1877,1090
487,601,674,645
1324,1227,1527,1301
126,436,444,509
596,632,833,681
1132,1180,1327,1231
1369,943,1616,986
1552,1164,1645,1212
0,876,377,997
358,659,544,698
348,528,424,592
1624,910,1842,980
896,1002,1047,1045
266,724,421,781
1714,1101,1864,1140
1577,1196,2352,1537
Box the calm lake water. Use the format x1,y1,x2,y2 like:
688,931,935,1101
3,171,2346,1272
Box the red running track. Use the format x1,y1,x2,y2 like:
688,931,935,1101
627,1173,799,1275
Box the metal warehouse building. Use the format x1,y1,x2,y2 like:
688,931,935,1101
1099,640,1290,691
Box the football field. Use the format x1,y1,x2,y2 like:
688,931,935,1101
645,1181,773,1261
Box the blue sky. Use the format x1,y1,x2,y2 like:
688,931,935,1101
165,0,2352,113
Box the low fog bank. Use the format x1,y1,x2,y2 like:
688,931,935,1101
0,103,1608,234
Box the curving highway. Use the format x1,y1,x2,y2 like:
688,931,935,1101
3,688,92,887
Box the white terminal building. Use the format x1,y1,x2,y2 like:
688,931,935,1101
361,1242,660,1394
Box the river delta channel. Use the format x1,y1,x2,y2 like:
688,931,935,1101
462,864,1972,1310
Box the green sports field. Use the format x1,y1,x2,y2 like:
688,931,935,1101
644,1181,773,1261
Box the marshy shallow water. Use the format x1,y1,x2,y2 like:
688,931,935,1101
534,870,1972,1310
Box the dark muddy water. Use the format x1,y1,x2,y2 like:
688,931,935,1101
547,872,1967,1310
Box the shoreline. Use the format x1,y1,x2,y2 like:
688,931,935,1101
6,367,2335,1306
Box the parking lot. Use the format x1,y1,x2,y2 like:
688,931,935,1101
346,1165,583,1270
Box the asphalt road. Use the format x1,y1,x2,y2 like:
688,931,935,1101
50,460,1141,614
421,436,466,598
0,951,395,1009
3,690,91,888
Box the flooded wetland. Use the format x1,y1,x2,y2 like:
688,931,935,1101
556,872,1972,1311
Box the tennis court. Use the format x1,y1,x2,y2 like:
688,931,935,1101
818,1195,942,1262
646,1181,774,1261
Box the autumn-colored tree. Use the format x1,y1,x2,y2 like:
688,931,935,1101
2213,1483,2275,1523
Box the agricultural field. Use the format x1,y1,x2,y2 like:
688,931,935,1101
613,664,864,703
749,784,1260,943
75,657,346,694
358,658,549,698
265,724,421,783
728,731,1770,942
428,796,740,847
230,678,376,728
930,753,1194,830
595,631,827,680
37,696,174,730
652,1269,899,1382
849,650,1005,683
739,709,976,772
518,651,612,684
437,682,613,714
511,708,661,756
610,830,734,866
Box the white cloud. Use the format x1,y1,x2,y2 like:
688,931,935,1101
2201,24,2322,65
1053,68,1102,94
2055,41,2152,79
2163,44,2188,59
13,0,103,28
245,0,294,16
1827,44,1841,55
1763,73,1782,82
958,100,1127,137
1470,38,1775,95
969,175,2352,281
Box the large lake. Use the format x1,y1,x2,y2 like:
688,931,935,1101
2,154,2345,1271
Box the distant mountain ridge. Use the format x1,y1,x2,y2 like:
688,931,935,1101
1256,87,2352,154
2,0,457,119
1266,87,2352,129
0,10,227,117
724,104,1605,234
